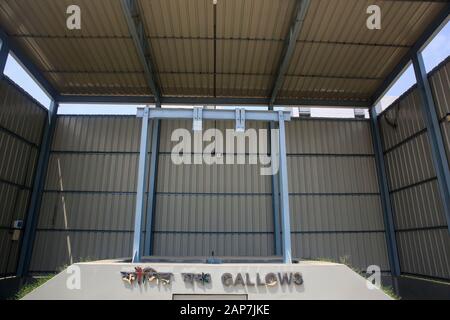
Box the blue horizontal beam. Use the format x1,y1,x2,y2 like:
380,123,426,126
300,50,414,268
137,107,292,122
58,94,370,107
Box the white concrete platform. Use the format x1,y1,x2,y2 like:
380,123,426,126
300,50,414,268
23,260,392,300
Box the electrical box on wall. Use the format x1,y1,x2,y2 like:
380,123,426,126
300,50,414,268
11,220,23,241
13,220,23,230
12,230,20,241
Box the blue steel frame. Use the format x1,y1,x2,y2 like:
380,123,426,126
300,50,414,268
0,38,8,74
277,111,292,263
144,113,161,256
134,108,293,263
369,108,401,277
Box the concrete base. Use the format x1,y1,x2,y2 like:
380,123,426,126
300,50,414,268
23,260,392,300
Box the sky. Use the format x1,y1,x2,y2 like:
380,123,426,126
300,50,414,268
3,20,450,116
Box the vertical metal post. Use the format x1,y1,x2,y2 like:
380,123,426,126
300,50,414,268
369,107,401,277
132,107,150,262
17,101,59,277
269,122,281,255
412,52,450,232
0,38,9,75
278,111,292,263
144,118,160,256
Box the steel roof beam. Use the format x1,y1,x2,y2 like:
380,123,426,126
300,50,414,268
370,4,450,107
58,95,370,108
269,0,311,107
121,0,161,102
136,107,291,122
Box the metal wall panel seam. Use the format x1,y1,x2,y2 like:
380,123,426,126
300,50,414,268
144,119,160,256
0,126,39,151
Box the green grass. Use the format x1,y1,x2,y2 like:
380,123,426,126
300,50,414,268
380,285,400,300
308,256,400,300
13,276,53,300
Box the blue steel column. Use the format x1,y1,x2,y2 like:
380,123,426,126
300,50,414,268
269,121,281,256
17,100,59,277
369,107,401,277
132,107,150,262
144,117,160,256
412,52,450,231
0,38,8,75
278,111,292,263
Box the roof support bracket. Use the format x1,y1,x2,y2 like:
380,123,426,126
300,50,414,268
193,107,203,131
269,0,310,106
135,108,293,263
235,108,246,132
132,107,150,263
121,0,161,101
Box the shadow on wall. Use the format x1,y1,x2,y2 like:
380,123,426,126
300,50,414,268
396,276,450,300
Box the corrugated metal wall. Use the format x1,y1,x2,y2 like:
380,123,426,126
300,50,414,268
29,115,150,273
286,119,389,271
153,120,274,257
29,114,390,273
430,57,450,163
379,57,450,280
0,77,47,277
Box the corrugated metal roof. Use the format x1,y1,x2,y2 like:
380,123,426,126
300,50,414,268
0,0,447,102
